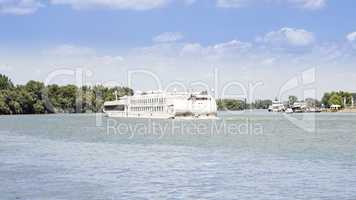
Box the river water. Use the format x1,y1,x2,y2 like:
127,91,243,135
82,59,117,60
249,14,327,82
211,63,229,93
1,111,356,199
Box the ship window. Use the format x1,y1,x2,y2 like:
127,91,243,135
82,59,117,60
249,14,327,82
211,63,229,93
105,105,125,111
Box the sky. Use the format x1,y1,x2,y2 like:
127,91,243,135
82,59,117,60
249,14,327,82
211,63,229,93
0,0,356,100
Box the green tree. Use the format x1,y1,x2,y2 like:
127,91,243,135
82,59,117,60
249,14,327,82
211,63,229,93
0,94,11,114
57,85,78,113
321,92,331,107
25,80,45,101
322,91,353,108
44,84,61,113
252,99,272,109
0,73,134,115
328,94,342,106
288,96,298,105
0,74,14,90
8,100,22,114
217,99,246,111
33,101,45,114
16,88,35,114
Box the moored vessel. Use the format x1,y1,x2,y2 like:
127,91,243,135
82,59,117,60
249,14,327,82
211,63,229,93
103,91,217,119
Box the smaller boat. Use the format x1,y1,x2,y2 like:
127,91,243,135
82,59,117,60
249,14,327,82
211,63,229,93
268,101,285,112
285,108,293,114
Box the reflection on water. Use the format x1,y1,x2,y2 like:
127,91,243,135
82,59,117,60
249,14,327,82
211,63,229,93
1,111,356,199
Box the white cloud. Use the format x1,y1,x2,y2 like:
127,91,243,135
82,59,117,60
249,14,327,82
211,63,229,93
346,32,356,42
135,39,252,61
216,0,326,10
0,0,42,15
50,0,170,10
0,0,327,15
217,0,245,8
153,32,184,43
180,43,203,55
257,27,315,47
46,44,124,64
291,0,326,10
212,40,252,52
181,40,252,56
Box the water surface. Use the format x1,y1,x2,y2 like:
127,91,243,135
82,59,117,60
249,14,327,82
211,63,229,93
1,111,356,199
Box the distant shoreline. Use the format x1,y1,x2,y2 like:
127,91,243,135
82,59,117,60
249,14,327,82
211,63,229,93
336,108,356,113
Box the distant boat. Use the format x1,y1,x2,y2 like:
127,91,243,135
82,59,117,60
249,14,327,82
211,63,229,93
292,102,307,113
307,107,322,113
268,101,285,112
103,91,217,119
292,102,321,113
285,108,293,114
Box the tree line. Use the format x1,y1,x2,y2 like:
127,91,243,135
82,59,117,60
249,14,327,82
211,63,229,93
0,74,133,115
321,91,355,108
217,92,356,111
217,99,273,111
1,73,355,114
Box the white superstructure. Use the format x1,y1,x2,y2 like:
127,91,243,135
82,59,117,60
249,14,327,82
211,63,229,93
103,91,217,119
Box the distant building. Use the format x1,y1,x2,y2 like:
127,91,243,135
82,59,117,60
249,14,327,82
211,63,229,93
330,104,341,110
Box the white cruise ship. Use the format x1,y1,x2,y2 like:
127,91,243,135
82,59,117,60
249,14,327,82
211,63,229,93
103,91,217,119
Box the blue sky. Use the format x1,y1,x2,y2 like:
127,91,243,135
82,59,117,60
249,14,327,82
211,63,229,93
1,0,356,99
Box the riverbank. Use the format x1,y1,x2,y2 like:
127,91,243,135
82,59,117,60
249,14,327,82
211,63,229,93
319,108,356,113
338,108,356,113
